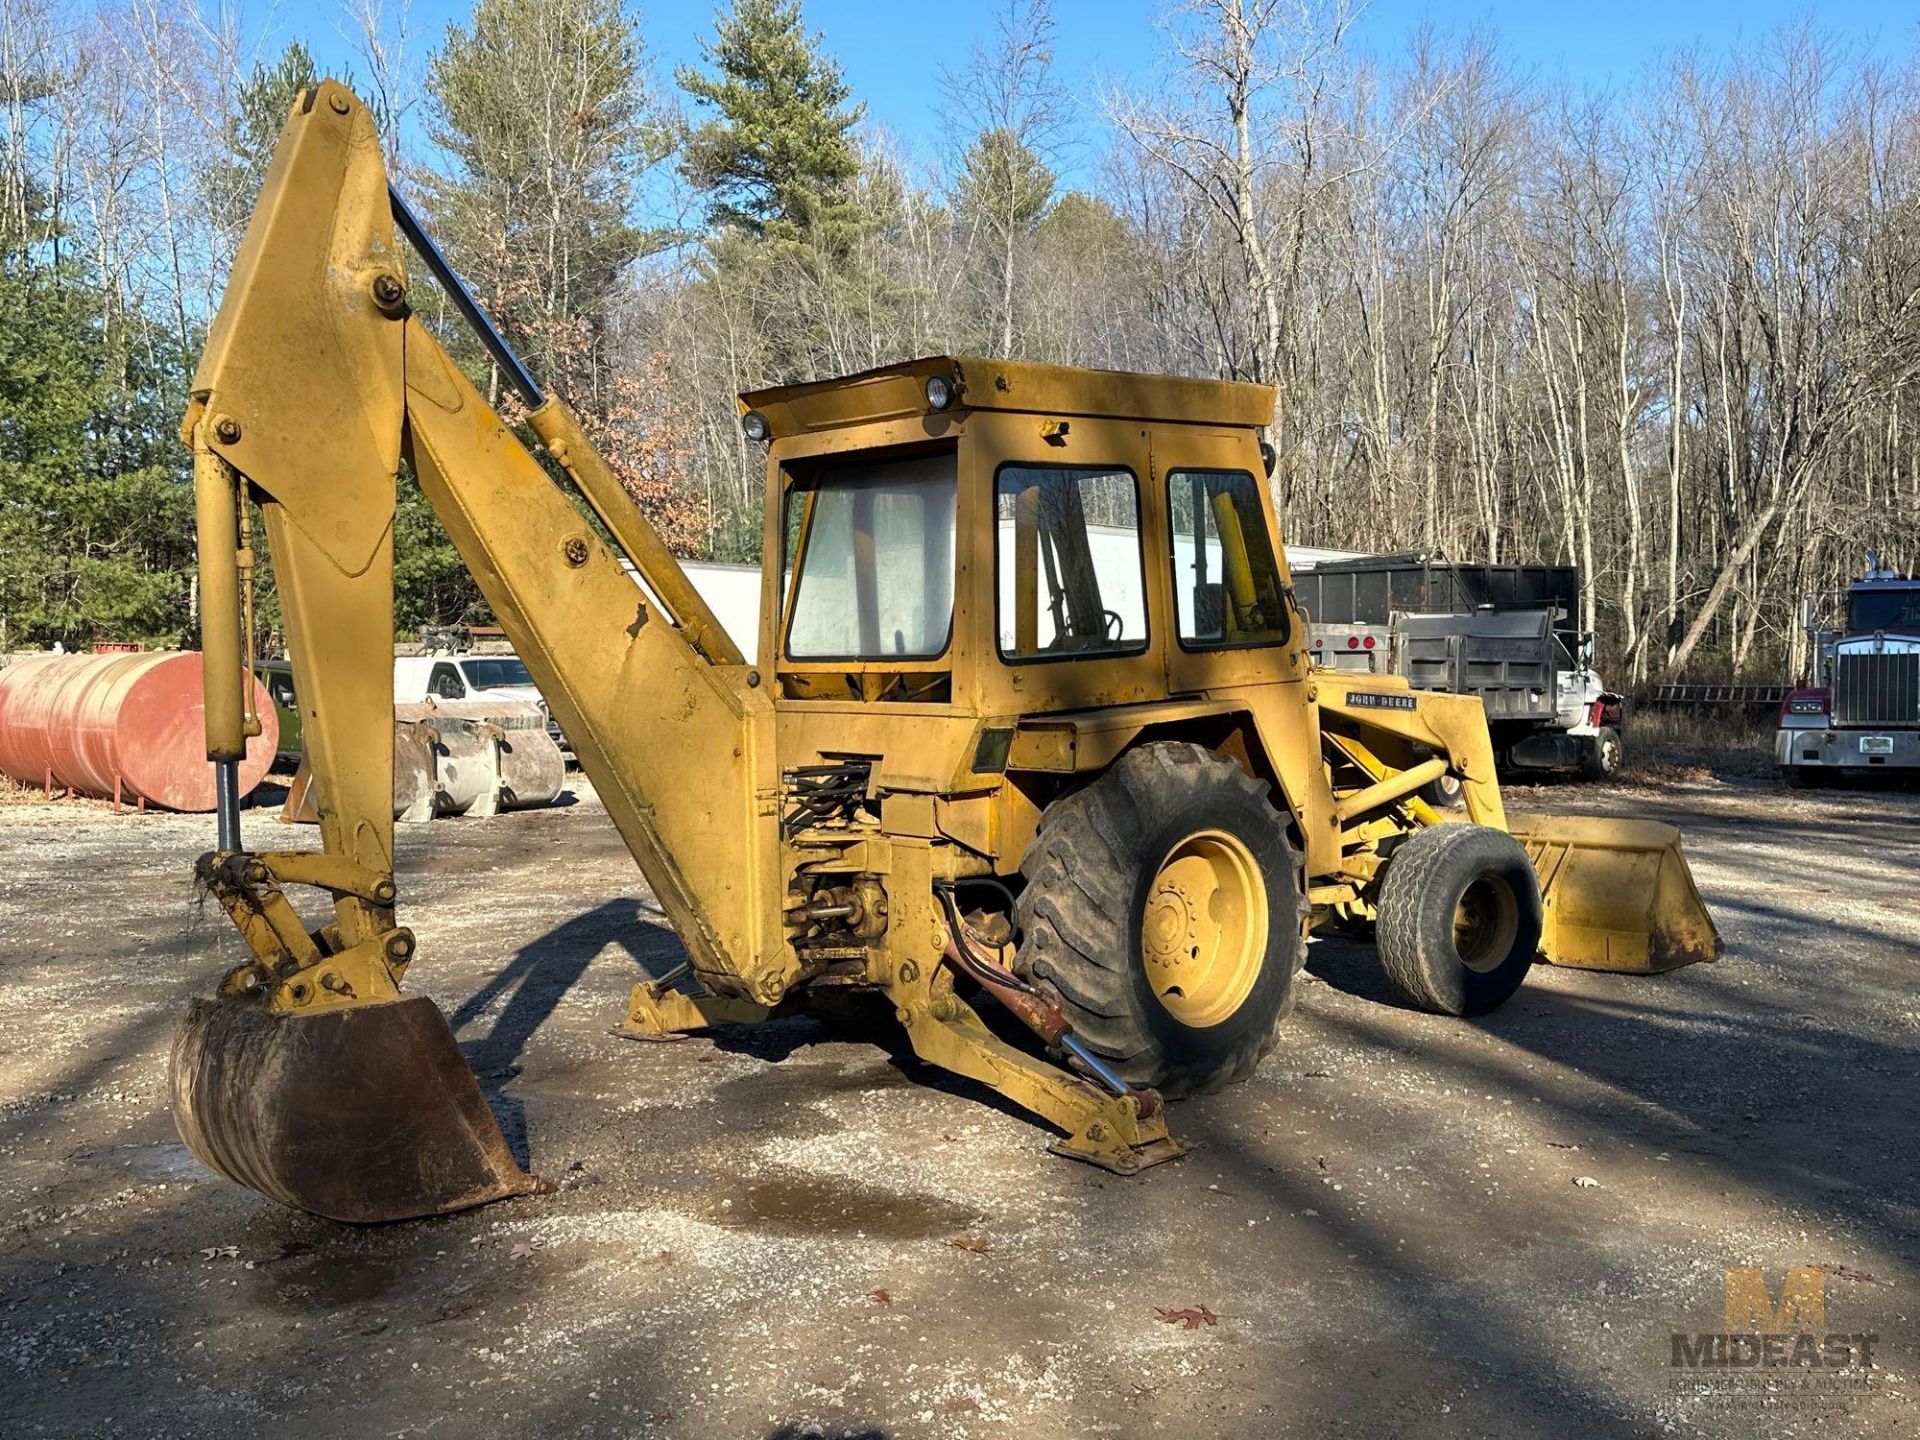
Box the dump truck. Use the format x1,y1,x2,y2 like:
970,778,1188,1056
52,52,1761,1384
1295,555,1624,780
1779,550,1920,783
171,82,1720,1224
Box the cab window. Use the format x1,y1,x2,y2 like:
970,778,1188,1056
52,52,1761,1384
463,657,533,689
1167,469,1290,649
784,452,957,660
996,464,1147,659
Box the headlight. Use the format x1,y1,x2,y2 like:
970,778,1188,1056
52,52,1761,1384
925,374,956,411
1787,698,1826,715
741,410,770,443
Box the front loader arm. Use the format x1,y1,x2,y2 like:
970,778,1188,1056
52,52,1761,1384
177,79,787,1221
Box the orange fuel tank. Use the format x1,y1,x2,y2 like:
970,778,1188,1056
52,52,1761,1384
0,651,278,811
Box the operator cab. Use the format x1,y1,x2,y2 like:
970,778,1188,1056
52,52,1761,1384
744,357,1299,713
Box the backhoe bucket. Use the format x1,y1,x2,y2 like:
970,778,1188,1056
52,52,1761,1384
1506,813,1722,974
171,993,547,1223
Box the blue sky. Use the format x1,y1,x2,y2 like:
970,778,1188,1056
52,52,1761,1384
296,0,1913,178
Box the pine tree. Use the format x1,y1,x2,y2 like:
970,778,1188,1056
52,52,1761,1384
941,0,1065,355
210,43,320,237
0,246,193,649
678,0,864,240
955,128,1055,300
422,0,662,403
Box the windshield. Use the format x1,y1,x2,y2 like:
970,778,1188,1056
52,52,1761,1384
785,452,958,660
462,658,534,689
1849,586,1920,631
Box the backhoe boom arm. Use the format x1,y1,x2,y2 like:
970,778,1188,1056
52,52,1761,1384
175,80,788,1221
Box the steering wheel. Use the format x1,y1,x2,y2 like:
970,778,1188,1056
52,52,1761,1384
1103,609,1125,641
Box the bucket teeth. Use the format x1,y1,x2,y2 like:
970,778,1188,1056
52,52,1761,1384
171,992,548,1223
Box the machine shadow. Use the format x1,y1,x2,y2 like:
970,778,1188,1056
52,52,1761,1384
1155,954,1918,1431
450,897,683,1166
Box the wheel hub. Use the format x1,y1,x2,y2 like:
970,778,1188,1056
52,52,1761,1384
1139,830,1269,1028
1452,874,1520,974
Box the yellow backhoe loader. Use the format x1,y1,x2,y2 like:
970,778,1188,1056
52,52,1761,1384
175,82,1720,1223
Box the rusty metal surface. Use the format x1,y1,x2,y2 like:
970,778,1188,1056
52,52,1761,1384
170,994,547,1223
0,652,277,811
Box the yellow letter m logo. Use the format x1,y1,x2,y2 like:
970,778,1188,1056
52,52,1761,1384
1725,1266,1826,1332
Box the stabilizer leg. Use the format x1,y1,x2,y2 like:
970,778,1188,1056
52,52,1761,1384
618,970,787,1039
885,965,1187,1176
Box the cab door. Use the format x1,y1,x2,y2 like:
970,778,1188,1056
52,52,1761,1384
967,410,1165,717
1153,426,1306,698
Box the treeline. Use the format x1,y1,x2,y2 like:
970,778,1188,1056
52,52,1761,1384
2,0,1918,679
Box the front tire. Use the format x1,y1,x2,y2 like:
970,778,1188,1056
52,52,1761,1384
1579,726,1624,781
1016,743,1303,1097
1375,824,1540,1016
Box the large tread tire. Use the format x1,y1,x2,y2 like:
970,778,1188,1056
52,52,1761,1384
1015,742,1303,1098
1375,823,1540,1016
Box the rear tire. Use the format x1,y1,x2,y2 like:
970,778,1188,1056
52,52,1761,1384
1016,743,1303,1097
1579,726,1624,781
1418,771,1467,810
1375,824,1540,1016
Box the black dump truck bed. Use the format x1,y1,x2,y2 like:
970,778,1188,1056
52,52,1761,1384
1292,554,1578,631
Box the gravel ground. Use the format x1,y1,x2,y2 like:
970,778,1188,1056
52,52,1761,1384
0,771,1914,1439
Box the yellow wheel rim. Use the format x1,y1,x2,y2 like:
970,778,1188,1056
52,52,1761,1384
1139,829,1269,1028
1452,874,1519,973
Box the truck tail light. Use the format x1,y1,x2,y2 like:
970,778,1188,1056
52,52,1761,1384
1362,635,1376,650
1347,636,1359,649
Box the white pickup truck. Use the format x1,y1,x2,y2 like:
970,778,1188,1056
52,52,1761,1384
394,653,568,751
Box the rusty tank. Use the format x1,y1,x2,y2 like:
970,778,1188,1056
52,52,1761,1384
0,652,278,811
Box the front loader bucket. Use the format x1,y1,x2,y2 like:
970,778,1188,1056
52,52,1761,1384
171,993,548,1223
1506,813,1723,974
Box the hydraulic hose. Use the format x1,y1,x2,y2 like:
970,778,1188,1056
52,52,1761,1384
934,887,1132,1102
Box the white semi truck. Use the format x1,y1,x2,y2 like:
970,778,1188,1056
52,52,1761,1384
1779,551,1920,784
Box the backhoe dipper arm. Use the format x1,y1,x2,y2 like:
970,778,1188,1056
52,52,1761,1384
174,80,788,1222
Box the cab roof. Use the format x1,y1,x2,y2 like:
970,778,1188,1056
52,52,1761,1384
739,356,1276,437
